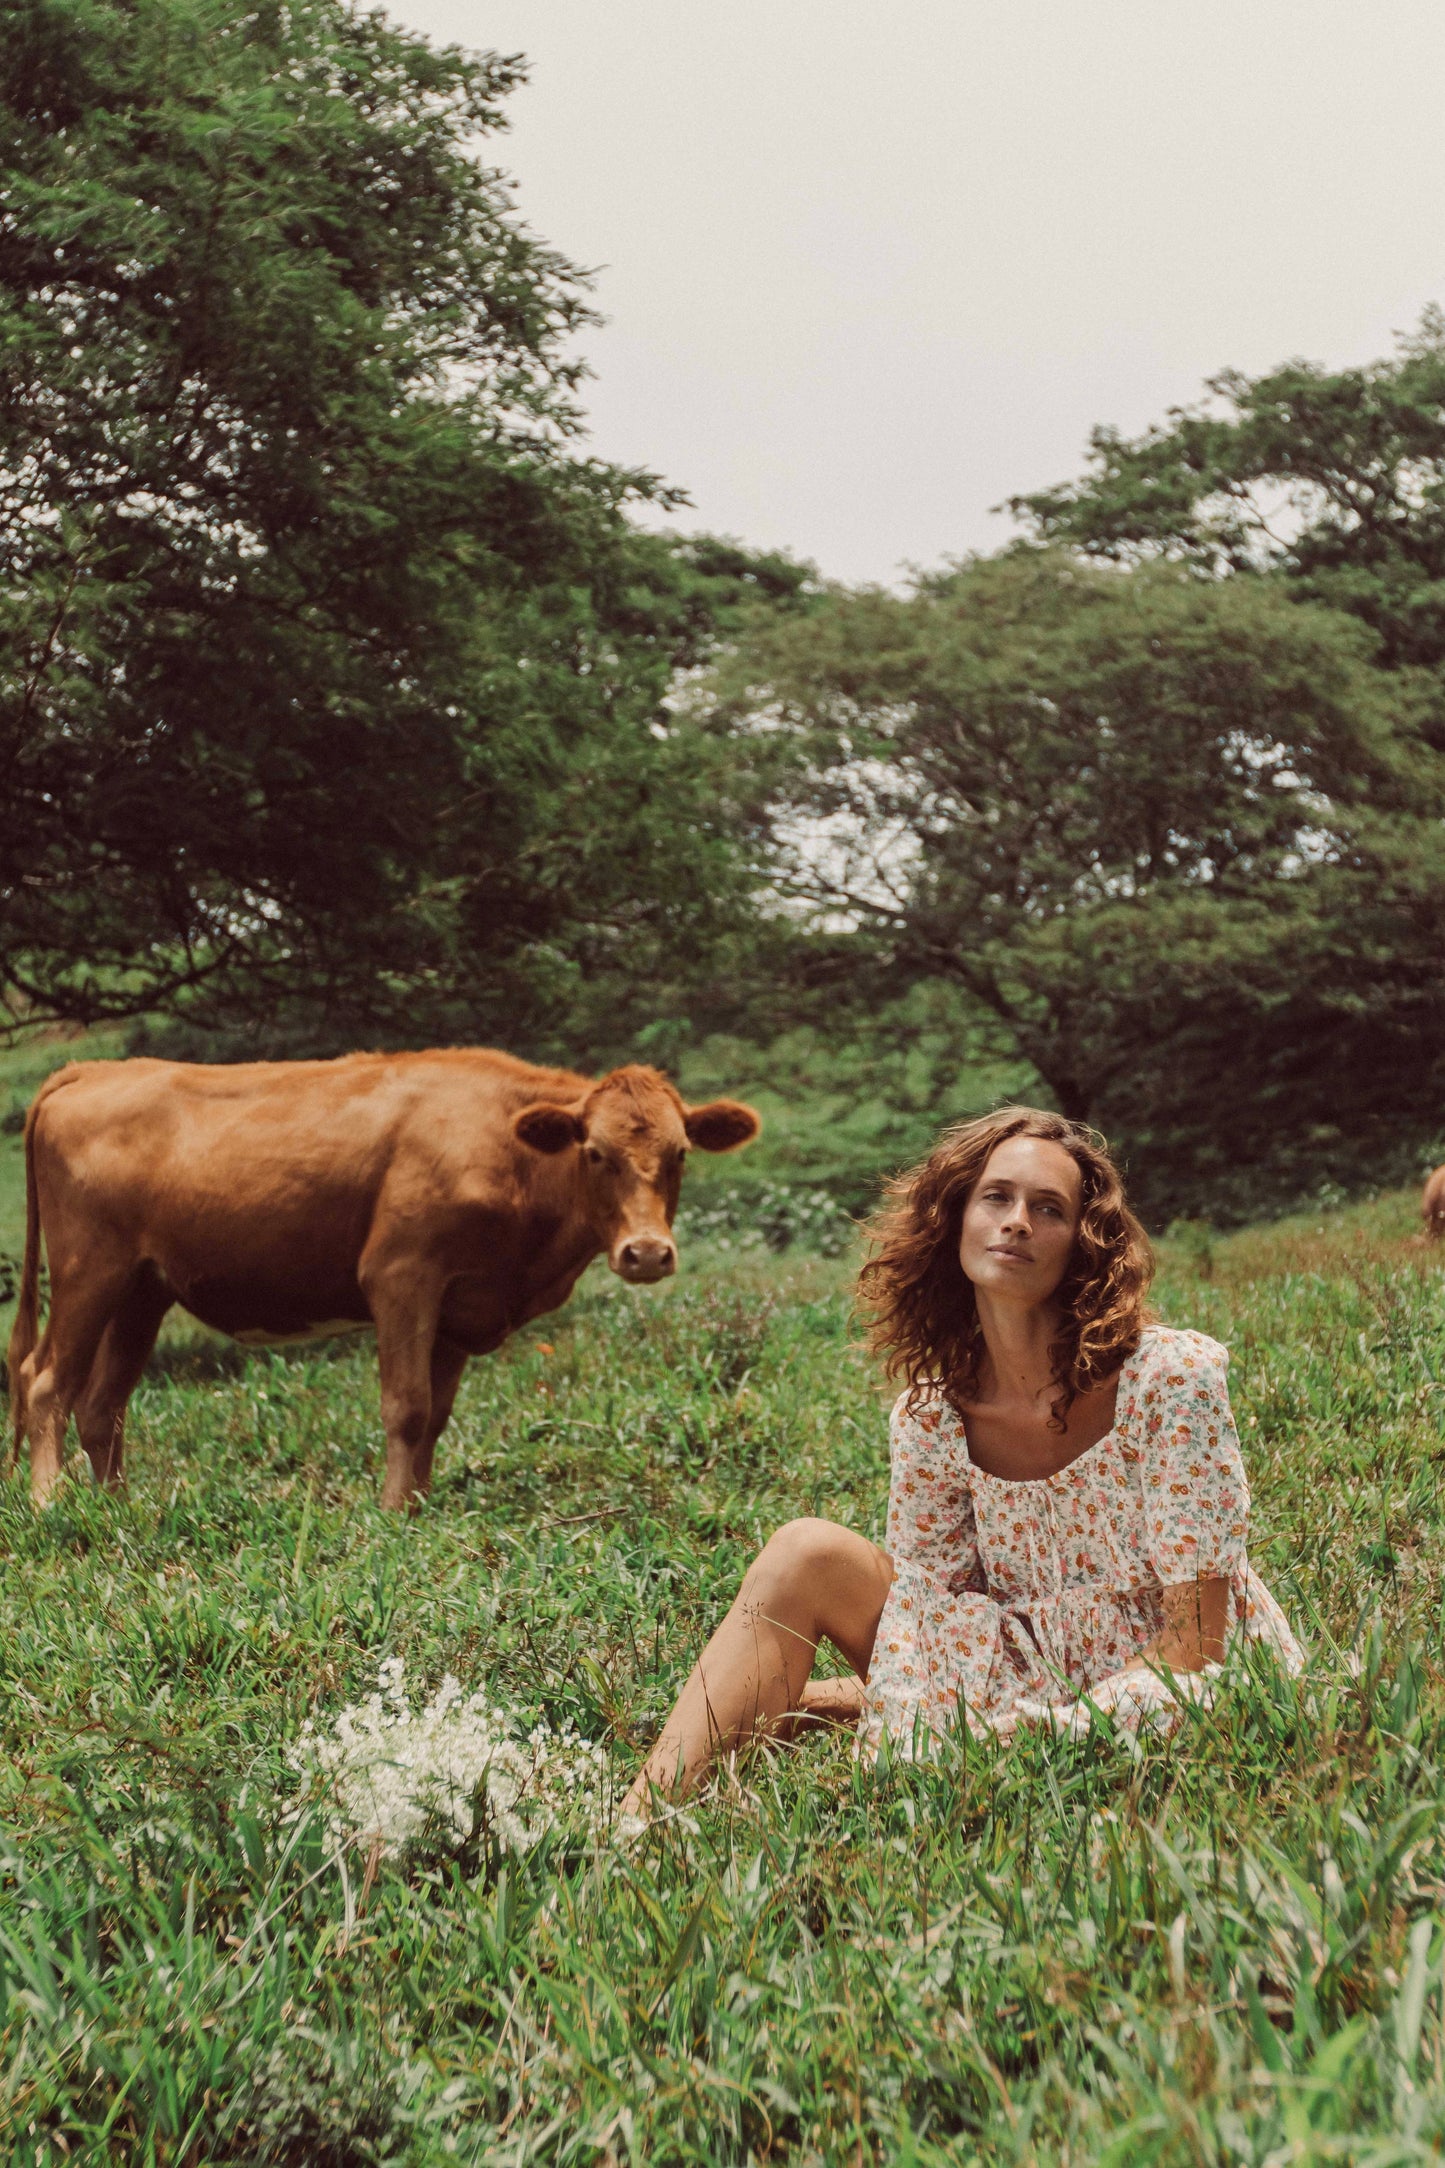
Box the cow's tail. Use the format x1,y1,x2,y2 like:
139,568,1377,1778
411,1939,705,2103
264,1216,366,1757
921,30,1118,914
6,1076,60,1468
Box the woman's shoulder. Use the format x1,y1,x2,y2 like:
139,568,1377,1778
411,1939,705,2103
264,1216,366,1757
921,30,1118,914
888,1382,958,1446
1119,1325,1233,1434
1130,1321,1230,1378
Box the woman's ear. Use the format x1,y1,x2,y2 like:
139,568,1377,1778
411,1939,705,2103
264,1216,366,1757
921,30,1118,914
683,1099,762,1153
514,1103,585,1153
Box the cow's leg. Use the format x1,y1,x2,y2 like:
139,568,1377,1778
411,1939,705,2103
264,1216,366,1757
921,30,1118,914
408,1337,469,1500
364,1269,445,1511
22,1276,129,1506
73,1276,172,1490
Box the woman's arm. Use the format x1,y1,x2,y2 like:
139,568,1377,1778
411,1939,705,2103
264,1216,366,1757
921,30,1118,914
1070,1576,1229,1713
882,1393,984,1591
1016,1577,1230,1737
1013,1328,1248,1741
1126,1331,1247,1689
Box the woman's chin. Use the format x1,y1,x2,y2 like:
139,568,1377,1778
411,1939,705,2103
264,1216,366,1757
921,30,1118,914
966,1258,1048,1298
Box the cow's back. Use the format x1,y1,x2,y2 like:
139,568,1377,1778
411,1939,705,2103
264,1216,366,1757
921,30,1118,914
30,1052,581,1341
38,1055,404,1213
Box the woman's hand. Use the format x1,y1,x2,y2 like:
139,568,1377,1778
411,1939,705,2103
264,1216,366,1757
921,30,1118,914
1139,1576,1229,1676
1005,1577,1231,1740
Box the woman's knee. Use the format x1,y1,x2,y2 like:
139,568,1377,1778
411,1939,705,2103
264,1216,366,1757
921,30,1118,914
755,1516,879,1596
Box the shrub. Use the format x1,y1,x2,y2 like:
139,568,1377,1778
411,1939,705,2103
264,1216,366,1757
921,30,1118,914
674,1179,856,1256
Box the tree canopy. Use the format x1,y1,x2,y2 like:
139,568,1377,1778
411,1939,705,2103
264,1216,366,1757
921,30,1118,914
6,7,1442,1218
704,551,1445,1216
1010,308,1445,691
0,0,812,1051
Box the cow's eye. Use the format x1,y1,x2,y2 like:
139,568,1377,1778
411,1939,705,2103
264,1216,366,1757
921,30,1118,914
585,1144,605,1165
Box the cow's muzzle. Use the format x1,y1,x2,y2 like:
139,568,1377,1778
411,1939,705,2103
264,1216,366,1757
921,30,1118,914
612,1234,678,1284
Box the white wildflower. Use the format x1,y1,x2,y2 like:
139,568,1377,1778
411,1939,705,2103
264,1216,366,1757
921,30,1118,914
289,1658,610,1858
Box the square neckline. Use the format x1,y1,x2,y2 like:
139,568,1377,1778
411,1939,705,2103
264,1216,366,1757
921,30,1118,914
951,1334,1147,1488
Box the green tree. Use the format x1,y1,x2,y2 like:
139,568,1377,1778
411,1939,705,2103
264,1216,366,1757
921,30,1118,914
705,552,1445,1217
1009,309,1445,689
1,0,811,1050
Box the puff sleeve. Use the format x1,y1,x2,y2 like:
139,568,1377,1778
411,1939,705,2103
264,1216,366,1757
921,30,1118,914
1136,1331,1250,1586
860,1395,1024,1759
883,1392,985,1595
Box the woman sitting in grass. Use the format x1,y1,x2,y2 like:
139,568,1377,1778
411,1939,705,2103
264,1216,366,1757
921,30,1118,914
622,1107,1302,1815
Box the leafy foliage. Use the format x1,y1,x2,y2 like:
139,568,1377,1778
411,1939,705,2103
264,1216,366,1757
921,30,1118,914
0,0,813,1053
704,551,1445,1216
673,1176,856,1256
676,988,1041,1213
1009,305,1445,687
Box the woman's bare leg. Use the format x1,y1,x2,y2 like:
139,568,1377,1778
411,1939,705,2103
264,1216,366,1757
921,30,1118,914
621,1517,892,1816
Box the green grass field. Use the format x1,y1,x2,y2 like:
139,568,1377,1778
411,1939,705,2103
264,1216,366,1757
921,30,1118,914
3,1180,1445,2163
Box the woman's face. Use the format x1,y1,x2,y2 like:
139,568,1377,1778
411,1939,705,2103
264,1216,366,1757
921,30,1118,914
958,1135,1084,1308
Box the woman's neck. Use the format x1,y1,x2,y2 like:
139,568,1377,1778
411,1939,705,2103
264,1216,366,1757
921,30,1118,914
972,1291,1061,1408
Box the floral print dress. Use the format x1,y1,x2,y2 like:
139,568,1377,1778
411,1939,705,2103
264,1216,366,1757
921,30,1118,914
860,1324,1302,1756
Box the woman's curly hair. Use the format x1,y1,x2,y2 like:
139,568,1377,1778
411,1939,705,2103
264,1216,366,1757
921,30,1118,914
857,1106,1153,1426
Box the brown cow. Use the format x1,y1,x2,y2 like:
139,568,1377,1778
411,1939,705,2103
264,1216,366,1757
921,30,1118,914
1424,1164,1445,1241
7,1050,759,1509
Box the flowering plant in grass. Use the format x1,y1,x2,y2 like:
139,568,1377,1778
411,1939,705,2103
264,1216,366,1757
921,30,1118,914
290,1657,610,1858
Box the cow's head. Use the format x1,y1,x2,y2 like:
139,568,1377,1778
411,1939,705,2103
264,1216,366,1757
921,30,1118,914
512,1064,760,1283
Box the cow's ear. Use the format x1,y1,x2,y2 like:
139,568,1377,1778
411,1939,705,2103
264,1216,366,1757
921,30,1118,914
683,1099,761,1153
514,1103,585,1154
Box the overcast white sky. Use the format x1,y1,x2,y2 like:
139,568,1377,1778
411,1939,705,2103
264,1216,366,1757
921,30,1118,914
387,0,1445,587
